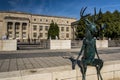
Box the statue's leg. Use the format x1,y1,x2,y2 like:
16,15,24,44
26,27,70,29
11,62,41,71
82,60,87,80
93,59,103,80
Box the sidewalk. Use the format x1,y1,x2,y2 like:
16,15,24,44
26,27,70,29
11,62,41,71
0,47,120,73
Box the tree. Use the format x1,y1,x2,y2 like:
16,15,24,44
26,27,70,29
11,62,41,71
75,19,85,39
76,10,120,40
48,21,59,39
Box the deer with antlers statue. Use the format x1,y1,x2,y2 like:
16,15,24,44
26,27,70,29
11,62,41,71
71,7,105,80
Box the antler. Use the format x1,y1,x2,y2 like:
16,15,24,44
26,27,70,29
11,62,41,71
80,7,91,19
93,8,102,22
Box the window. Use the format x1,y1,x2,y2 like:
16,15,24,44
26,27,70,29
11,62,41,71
16,32,19,38
22,23,27,30
23,32,26,37
46,19,48,22
67,21,69,23
66,27,69,31
22,26,26,30
61,27,64,31
66,33,69,38
7,22,12,29
8,25,12,29
51,20,53,22
45,33,48,37
40,33,43,37
45,26,48,31
8,31,12,34
33,25,37,30
40,19,42,21
34,18,36,21
33,33,37,37
16,26,19,30
39,26,43,31
16,32,19,34
8,35,12,38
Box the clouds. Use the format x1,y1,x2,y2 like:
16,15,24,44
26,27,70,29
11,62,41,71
0,0,120,19
7,0,47,13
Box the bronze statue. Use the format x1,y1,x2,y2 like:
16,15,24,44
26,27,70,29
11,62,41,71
74,7,104,80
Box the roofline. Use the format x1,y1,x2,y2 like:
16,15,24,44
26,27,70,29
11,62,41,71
0,11,77,20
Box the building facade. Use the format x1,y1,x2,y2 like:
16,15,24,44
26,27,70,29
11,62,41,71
0,11,76,42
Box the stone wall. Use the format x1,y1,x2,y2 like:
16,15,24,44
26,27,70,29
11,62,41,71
96,40,108,48
0,60,120,80
108,40,120,47
48,40,71,49
0,40,17,51
71,40,108,48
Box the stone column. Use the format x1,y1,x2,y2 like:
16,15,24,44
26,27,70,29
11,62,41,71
12,22,15,39
6,22,9,39
73,27,75,40
19,22,22,41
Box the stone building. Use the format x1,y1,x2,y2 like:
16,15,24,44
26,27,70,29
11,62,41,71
0,11,76,42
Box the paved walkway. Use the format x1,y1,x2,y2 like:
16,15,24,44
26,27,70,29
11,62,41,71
0,47,120,72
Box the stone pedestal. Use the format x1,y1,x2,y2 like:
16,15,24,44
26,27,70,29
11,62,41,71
0,40,17,51
48,40,71,49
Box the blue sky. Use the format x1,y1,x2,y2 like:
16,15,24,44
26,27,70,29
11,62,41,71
0,0,120,19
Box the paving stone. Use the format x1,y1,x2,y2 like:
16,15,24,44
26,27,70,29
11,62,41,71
22,58,33,69
17,58,26,70
34,57,48,68
0,59,9,72
9,59,17,71
28,58,40,68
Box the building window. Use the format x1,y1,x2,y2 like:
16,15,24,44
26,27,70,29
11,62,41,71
8,24,12,29
66,33,69,38
23,32,26,38
61,27,64,31
67,21,69,23
7,22,12,30
33,33,37,37
45,33,48,37
16,32,19,38
45,26,48,31
22,23,27,30
46,19,48,22
66,27,69,31
34,18,36,21
8,26,12,29
40,19,42,21
40,33,43,37
8,35,12,38
22,26,26,30
16,32,19,34
39,26,43,31
9,31,12,34
16,26,19,30
33,25,37,30
51,20,53,22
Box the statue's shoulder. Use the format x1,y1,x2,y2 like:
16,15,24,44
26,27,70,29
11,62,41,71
83,38,87,44
93,37,97,43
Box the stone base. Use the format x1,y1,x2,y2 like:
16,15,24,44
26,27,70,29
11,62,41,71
0,60,120,80
48,40,71,49
0,40,17,51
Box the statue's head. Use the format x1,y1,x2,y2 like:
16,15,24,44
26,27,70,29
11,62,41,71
80,7,102,35
85,19,97,35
